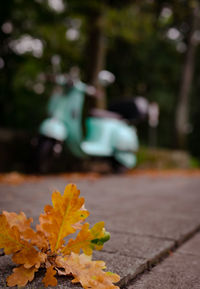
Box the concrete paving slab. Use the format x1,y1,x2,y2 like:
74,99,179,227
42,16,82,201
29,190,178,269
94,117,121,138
88,183,200,220
93,251,146,287
81,176,200,218
102,232,174,264
89,212,200,244
128,231,200,289
1,175,200,221
128,253,200,289
178,233,200,257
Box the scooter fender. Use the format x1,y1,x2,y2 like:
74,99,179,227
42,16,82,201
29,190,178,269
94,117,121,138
113,125,139,152
39,118,68,141
113,124,139,168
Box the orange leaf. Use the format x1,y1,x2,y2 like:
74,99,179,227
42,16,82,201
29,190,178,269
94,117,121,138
7,265,37,287
3,211,33,231
3,211,48,250
63,222,109,256
38,184,89,252
12,245,46,268
0,214,24,254
3,211,49,251
56,253,120,289
23,228,49,251
42,265,57,287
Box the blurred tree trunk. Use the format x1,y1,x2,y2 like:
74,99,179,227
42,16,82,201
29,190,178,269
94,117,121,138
85,12,106,108
175,2,200,149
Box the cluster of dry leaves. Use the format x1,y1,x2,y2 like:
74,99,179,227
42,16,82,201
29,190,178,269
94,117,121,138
0,184,120,288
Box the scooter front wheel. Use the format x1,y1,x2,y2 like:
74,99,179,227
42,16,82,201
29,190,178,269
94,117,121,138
110,157,129,174
36,136,63,174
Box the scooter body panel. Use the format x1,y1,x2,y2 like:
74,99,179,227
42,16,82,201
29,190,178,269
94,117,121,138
81,117,119,156
113,123,139,152
43,82,87,158
114,152,137,168
47,82,85,144
39,118,68,141
81,117,139,168
113,122,139,168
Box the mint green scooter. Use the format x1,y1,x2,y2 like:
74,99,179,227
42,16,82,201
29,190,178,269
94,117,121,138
37,73,139,172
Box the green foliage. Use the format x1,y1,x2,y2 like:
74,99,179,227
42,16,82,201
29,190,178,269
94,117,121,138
1,0,200,157
0,0,85,130
137,147,191,169
189,157,200,168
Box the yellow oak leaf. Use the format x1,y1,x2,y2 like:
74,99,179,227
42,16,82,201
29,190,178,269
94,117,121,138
0,214,24,254
38,184,89,252
56,253,120,289
42,265,57,287
7,265,37,287
12,245,46,268
63,222,110,256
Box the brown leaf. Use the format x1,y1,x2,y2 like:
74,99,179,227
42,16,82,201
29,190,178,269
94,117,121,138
12,245,46,268
7,265,37,287
56,253,120,289
55,256,71,275
0,172,25,185
42,265,57,287
24,228,49,251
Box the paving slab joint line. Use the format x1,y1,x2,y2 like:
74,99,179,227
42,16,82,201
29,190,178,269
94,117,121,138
119,226,200,288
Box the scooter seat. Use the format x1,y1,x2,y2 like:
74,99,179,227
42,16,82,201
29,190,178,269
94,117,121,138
89,108,122,119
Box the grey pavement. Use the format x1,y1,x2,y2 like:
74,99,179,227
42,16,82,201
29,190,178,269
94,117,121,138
0,173,200,288
128,233,200,289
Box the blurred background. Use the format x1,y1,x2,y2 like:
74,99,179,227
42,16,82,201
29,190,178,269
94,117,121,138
1,0,200,173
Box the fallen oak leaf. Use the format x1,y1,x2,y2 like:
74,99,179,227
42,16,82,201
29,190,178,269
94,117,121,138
56,253,120,289
3,211,33,232
3,211,49,251
12,246,46,269
0,214,24,254
7,265,37,287
1,184,120,288
23,228,49,251
0,214,47,276
90,221,110,249
63,222,110,256
38,184,89,252
105,271,121,284
42,265,58,287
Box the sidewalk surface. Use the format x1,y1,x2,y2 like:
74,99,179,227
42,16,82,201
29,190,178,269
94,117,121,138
0,172,200,288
